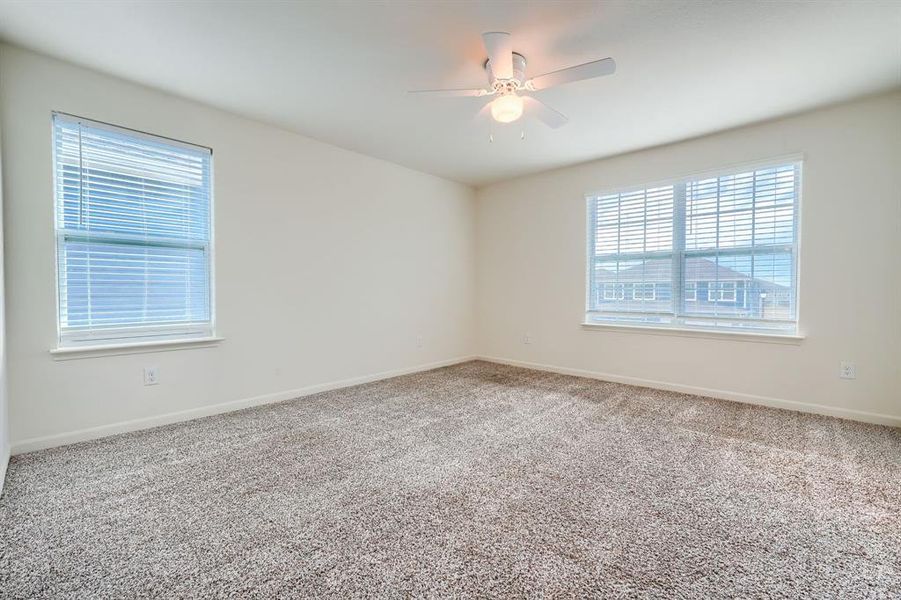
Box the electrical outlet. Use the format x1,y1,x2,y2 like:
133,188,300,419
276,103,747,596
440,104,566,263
416,335,424,349
839,361,856,380
524,332,533,344
143,366,160,386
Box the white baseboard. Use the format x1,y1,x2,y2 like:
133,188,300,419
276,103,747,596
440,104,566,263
477,355,901,427
0,443,9,497
11,355,477,455
11,353,897,456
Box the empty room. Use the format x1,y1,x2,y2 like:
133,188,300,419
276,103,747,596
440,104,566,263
0,0,899,597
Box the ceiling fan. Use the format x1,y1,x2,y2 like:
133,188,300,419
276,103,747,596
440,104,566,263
409,32,616,129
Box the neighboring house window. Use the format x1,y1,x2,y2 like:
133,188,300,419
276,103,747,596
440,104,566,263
587,161,800,334
633,283,656,301
707,281,737,302
53,113,214,347
684,282,697,301
603,283,625,300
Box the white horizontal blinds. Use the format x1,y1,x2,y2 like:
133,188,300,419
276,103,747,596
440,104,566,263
683,164,797,325
589,185,674,317
586,161,799,333
53,114,212,344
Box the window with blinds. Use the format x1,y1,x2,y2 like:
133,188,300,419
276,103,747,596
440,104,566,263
53,113,213,346
587,160,800,334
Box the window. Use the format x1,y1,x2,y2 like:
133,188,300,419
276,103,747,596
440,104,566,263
684,282,697,302
632,283,656,301
53,113,213,347
587,161,800,334
707,281,737,302
603,283,625,300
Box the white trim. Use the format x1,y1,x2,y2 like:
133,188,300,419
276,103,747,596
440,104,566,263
476,356,900,427
0,443,9,497
50,336,224,360
11,355,477,454
58,323,214,347
581,322,803,344
10,354,898,455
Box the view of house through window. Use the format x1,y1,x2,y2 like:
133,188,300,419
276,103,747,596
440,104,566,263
53,113,214,346
586,162,800,333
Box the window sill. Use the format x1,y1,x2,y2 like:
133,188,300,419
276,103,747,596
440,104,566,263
580,323,804,345
50,336,224,360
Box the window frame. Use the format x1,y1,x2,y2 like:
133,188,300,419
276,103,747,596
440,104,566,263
707,281,737,303
603,283,625,301
584,157,802,337
684,282,697,302
51,112,217,350
632,283,656,301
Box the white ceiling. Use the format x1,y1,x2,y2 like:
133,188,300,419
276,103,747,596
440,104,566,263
1,1,899,187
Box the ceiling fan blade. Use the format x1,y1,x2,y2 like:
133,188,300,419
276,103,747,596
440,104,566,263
523,96,568,129
408,88,489,97
482,31,513,79
527,57,616,91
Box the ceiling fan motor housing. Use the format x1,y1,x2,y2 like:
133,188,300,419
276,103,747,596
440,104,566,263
486,52,527,93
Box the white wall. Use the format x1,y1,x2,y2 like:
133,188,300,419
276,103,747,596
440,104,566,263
1,44,898,457
0,45,476,450
477,92,901,424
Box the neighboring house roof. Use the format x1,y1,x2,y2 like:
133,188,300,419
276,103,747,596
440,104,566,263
595,257,788,289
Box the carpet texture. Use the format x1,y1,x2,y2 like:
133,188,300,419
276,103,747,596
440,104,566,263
0,361,899,598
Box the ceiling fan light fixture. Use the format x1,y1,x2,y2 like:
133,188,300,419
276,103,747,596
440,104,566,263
490,93,524,123
409,31,616,130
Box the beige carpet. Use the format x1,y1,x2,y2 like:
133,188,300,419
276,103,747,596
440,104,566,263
0,361,899,598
